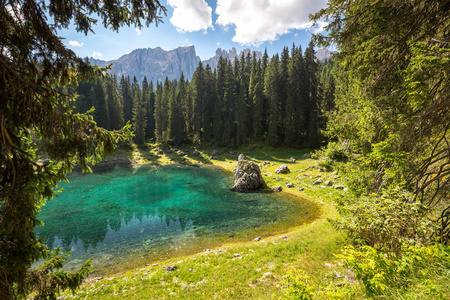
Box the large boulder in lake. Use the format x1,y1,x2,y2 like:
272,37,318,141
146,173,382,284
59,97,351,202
231,160,265,191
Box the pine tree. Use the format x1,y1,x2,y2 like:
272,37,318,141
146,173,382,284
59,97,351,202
121,76,133,123
169,74,187,144
190,62,205,142
304,41,320,148
92,78,110,129
213,57,227,144
202,65,216,142
154,81,166,143
106,75,124,130
265,54,281,147
145,81,156,140
132,76,146,144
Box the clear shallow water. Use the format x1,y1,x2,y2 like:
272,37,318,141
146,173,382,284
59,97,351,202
36,165,315,274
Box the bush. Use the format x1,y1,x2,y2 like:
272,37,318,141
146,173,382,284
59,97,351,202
281,269,315,300
338,244,450,298
334,188,436,255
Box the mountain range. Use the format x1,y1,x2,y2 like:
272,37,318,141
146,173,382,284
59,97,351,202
89,46,333,84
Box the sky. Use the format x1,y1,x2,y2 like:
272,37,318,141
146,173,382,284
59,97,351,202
61,0,329,62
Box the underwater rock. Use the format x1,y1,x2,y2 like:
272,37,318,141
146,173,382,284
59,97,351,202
231,160,265,192
275,164,290,174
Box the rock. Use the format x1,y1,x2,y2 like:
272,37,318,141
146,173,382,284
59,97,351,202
254,237,262,242
286,182,294,188
263,272,273,277
289,157,296,163
157,150,164,155
212,150,219,156
177,150,186,156
192,150,200,157
320,185,326,189
238,153,245,161
332,171,338,175
302,153,311,159
262,161,270,165
180,157,186,162
275,164,290,174
324,180,333,186
233,253,240,257
313,178,323,185
210,156,219,160
297,187,304,191
165,266,178,273
231,160,265,191
272,186,283,192
334,185,345,190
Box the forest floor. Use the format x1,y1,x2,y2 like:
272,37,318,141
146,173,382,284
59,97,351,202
58,143,360,299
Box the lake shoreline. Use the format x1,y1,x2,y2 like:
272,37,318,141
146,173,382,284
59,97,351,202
56,144,348,299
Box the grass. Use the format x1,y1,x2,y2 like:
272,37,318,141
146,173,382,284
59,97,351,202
59,143,354,299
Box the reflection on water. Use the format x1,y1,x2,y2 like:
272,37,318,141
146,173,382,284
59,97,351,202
35,165,312,273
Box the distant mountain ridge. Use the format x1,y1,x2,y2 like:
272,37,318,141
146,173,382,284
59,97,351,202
89,46,333,84
202,48,263,70
89,46,200,85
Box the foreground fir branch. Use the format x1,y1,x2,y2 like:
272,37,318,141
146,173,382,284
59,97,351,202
0,0,166,298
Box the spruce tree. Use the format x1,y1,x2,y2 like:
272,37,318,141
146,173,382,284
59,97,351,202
121,76,133,123
304,41,320,148
265,55,281,147
154,81,165,143
92,79,110,129
145,81,156,140
169,74,187,144
106,75,125,130
132,77,146,144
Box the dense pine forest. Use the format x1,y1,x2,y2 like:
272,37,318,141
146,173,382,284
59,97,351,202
73,42,335,148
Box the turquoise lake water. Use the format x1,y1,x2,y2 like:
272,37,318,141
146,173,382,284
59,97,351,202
35,165,313,273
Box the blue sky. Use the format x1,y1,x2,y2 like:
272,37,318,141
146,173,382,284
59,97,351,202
61,0,328,61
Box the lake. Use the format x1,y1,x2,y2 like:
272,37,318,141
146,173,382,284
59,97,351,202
35,164,316,274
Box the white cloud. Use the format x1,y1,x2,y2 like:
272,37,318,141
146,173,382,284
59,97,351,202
313,20,328,34
167,0,213,33
92,51,103,58
217,42,221,46
215,0,328,46
68,40,84,47
135,28,142,36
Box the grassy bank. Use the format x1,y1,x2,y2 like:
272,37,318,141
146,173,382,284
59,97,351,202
58,144,354,299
